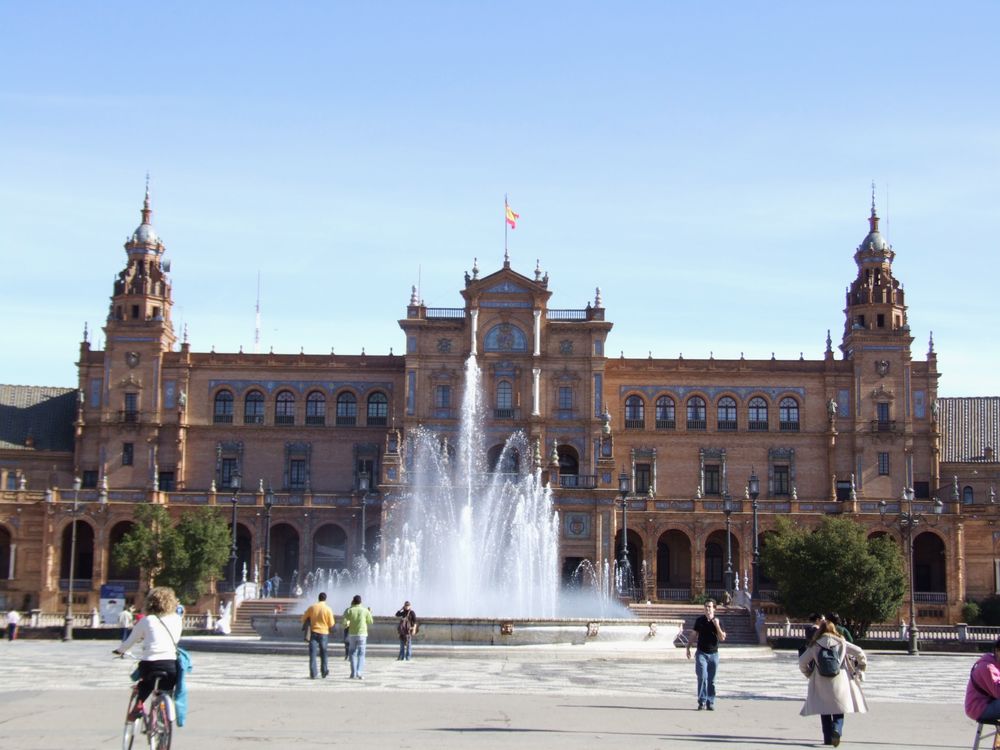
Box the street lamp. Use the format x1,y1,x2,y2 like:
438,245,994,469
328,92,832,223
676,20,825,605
723,492,735,593
358,471,370,558
617,470,632,596
63,476,82,641
263,484,274,585
229,471,241,591
880,487,943,655
748,469,760,601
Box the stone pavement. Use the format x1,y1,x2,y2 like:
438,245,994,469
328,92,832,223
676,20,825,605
0,640,977,749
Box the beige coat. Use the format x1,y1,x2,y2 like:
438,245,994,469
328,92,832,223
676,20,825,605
798,633,868,716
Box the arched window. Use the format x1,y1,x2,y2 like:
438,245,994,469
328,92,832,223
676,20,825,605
717,397,737,431
367,392,388,426
336,392,357,426
213,390,234,424
963,486,974,505
655,396,675,429
624,395,645,429
779,397,800,431
495,381,514,418
275,391,295,425
749,397,769,431
306,392,326,425
244,390,265,425
686,397,706,430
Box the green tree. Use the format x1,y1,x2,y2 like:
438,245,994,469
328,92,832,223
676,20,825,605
158,508,232,604
112,504,179,591
112,505,231,604
761,516,906,638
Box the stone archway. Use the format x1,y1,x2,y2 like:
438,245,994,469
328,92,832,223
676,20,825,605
60,520,95,582
107,521,140,583
704,529,740,594
656,529,692,600
313,523,348,571
913,531,946,594
268,522,300,587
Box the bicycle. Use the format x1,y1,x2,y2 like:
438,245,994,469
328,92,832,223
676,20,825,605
118,655,174,750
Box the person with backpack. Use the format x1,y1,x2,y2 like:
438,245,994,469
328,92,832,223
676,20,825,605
798,620,868,746
395,601,418,661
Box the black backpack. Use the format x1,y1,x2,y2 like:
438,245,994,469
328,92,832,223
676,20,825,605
815,643,843,677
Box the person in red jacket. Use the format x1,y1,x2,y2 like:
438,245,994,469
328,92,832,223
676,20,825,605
966,637,1000,725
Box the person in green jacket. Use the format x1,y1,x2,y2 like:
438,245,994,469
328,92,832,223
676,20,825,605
343,594,374,679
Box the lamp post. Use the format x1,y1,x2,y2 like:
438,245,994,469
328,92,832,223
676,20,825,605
880,487,943,655
263,485,274,585
63,476,82,641
723,492,734,593
358,471,370,558
617,470,632,596
748,469,760,601
229,471,241,591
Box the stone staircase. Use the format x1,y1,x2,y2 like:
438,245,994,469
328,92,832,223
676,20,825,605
231,598,298,637
628,602,760,645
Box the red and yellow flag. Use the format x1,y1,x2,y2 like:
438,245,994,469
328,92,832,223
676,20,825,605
505,201,519,229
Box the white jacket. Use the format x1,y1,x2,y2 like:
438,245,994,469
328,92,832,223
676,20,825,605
119,613,183,661
798,633,868,716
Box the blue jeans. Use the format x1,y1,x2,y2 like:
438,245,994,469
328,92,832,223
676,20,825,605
820,714,844,743
694,650,719,706
348,634,367,677
980,698,1000,722
308,633,329,678
398,636,412,660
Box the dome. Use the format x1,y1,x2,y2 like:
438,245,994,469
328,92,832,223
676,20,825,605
859,229,889,252
131,222,159,245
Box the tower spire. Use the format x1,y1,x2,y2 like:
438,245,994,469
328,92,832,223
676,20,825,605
142,173,152,226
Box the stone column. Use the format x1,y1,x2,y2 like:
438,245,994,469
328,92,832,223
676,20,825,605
470,309,479,355
533,309,541,356
532,368,541,416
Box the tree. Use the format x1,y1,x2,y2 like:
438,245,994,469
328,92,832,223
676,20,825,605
112,505,232,604
760,516,906,638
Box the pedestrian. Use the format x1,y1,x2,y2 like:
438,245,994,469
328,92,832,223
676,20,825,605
800,613,825,655
6,609,20,641
685,599,727,710
966,636,1000,727
343,594,374,679
118,605,135,641
827,612,854,643
799,620,867,746
300,592,335,679
395,601,418,660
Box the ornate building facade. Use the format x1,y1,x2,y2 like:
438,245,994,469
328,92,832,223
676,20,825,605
1,189,997,624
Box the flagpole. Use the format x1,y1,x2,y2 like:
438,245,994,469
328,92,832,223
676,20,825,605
504,193,508,255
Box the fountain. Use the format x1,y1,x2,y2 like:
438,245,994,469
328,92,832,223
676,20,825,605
252,355,684,648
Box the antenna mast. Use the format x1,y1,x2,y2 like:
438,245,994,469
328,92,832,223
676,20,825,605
254,272,261,354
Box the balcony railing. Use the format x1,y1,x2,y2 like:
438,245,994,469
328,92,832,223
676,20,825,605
426,308,466,319
779,420,800,432
546,309,587,320
655,418,676,430
367,415,388,426
656,587,692,601
686,419,706,430
494,407,518,420
914,591,947,603
275,415,295,425
871,420,897,433
244,414,264,425
717,419,737,431
624,418,645,429
305,415,325,425
559,474,597,489
213,413,234,424
118,410,140,424
748,420,769,431
336,415,357,426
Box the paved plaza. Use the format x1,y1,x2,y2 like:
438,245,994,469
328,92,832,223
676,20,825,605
0,640,976,749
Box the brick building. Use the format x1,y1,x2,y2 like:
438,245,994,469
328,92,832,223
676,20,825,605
1,188,997,624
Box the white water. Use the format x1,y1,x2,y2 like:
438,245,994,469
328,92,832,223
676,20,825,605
303,355,627,618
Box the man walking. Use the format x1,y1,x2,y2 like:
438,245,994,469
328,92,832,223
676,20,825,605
395,601,417,660
300,592,335,679
343,594,374,679
686,599,727,710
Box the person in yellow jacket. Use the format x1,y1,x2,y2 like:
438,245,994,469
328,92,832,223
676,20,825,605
300,592,335,679
343,594,374,680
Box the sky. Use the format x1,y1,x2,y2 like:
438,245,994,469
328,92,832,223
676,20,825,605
1,2,997,396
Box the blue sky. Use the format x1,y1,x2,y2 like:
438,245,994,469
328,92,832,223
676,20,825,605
1,2,997,395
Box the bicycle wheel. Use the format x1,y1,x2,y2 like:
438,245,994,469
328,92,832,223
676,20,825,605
146,694,172,750
121,691,141,750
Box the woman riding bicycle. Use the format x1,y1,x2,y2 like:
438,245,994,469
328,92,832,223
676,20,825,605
113,586,183,717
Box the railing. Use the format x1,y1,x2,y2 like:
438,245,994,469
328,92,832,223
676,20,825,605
118,410,140,424
213,413,234,424
58,579,93,591
305,415,325,425
914,591,947,603
748,420,769,431
655,419,676,430
686,419,706,430
871,420,897,433
559,474,597,489
244,414,264,425
656,587,692,601
335,415,357,426
768,621,1000,644
546,309,587,320
780,420,800,432
494,408,519,420
367,415,388,426
275,415,295,425
426,308,466,319
717,419,737,431
624,418,645,429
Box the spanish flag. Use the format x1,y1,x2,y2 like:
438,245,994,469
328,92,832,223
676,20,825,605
505,200,519,229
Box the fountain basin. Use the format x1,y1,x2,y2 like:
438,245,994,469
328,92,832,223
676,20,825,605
252,614,685,649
